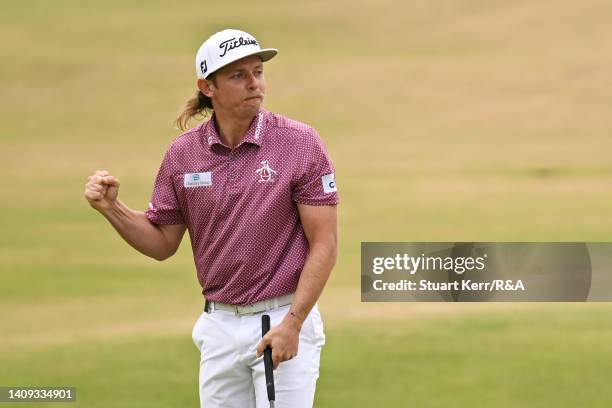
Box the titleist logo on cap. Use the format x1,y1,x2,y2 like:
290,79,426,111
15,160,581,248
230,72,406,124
219,37,258,57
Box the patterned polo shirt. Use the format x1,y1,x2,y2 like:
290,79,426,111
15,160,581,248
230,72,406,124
145,109,339,305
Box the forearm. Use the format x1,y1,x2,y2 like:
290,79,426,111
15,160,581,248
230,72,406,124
100,199,176,260
286,242,337,327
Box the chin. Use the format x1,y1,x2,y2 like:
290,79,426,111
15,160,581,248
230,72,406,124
242,103,262,115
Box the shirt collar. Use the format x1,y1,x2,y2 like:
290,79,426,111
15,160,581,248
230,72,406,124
203,109,267,149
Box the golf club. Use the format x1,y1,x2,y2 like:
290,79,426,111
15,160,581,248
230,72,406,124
261,314,276,408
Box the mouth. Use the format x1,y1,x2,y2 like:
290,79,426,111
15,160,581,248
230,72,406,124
245,95,263,101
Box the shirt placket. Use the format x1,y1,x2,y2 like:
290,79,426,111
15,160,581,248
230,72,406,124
213,147,245,234
227,148,241,190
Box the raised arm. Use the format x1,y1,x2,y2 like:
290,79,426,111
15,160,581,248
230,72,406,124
84,170,186,261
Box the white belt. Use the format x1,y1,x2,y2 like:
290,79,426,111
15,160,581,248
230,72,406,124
205,293,294,316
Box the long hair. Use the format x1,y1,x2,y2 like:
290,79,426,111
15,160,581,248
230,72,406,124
175,77,216,131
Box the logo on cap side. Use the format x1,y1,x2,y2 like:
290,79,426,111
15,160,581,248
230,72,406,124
219,37,259,57
200,60,207,74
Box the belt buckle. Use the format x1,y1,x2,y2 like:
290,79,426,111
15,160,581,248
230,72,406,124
239,304,257,316
234,304,245,316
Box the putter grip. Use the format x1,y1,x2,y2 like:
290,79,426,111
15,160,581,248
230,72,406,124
261,314,275,402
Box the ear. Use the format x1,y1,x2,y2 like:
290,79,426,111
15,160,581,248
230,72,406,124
198,78,215,98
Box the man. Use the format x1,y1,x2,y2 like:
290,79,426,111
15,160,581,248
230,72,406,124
84,29,339,408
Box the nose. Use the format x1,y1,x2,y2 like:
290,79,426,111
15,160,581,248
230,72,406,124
246,72,258,90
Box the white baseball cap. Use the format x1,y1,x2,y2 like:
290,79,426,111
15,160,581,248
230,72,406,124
195,29,278,79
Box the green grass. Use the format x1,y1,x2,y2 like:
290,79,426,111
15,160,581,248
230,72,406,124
1,335,200,408
2,0,612,406
2,307,611,407
319,307,612,407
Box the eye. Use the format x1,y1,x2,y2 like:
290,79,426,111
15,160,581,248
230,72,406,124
231,73,243,79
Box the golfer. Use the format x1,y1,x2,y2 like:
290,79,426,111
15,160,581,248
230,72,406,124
84,29,339,408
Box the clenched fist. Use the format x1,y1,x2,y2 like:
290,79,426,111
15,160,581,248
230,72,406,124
84,170,121,212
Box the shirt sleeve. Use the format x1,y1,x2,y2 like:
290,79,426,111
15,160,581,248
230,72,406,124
145,145,185,225
292,128,340,206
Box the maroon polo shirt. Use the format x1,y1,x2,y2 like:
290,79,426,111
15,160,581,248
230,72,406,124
145,109,339,305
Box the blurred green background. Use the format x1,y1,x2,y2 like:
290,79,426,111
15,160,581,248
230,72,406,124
2,0,612,406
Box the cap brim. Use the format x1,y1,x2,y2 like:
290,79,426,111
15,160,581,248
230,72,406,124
205,48,278,78
256,48,278,62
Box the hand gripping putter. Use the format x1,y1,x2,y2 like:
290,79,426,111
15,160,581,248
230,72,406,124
261,314,276,408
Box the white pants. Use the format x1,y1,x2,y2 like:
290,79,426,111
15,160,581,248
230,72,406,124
191,303,326,408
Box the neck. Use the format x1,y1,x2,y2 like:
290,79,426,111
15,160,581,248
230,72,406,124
213,109,257,149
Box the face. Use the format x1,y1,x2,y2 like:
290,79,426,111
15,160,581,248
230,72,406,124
199,55,267,118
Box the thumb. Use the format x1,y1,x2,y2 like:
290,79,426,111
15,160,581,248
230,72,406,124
101,176,120,187
256,337,270,357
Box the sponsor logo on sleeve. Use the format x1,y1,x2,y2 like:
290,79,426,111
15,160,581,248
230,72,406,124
322,173,337,193
184,172,212,187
